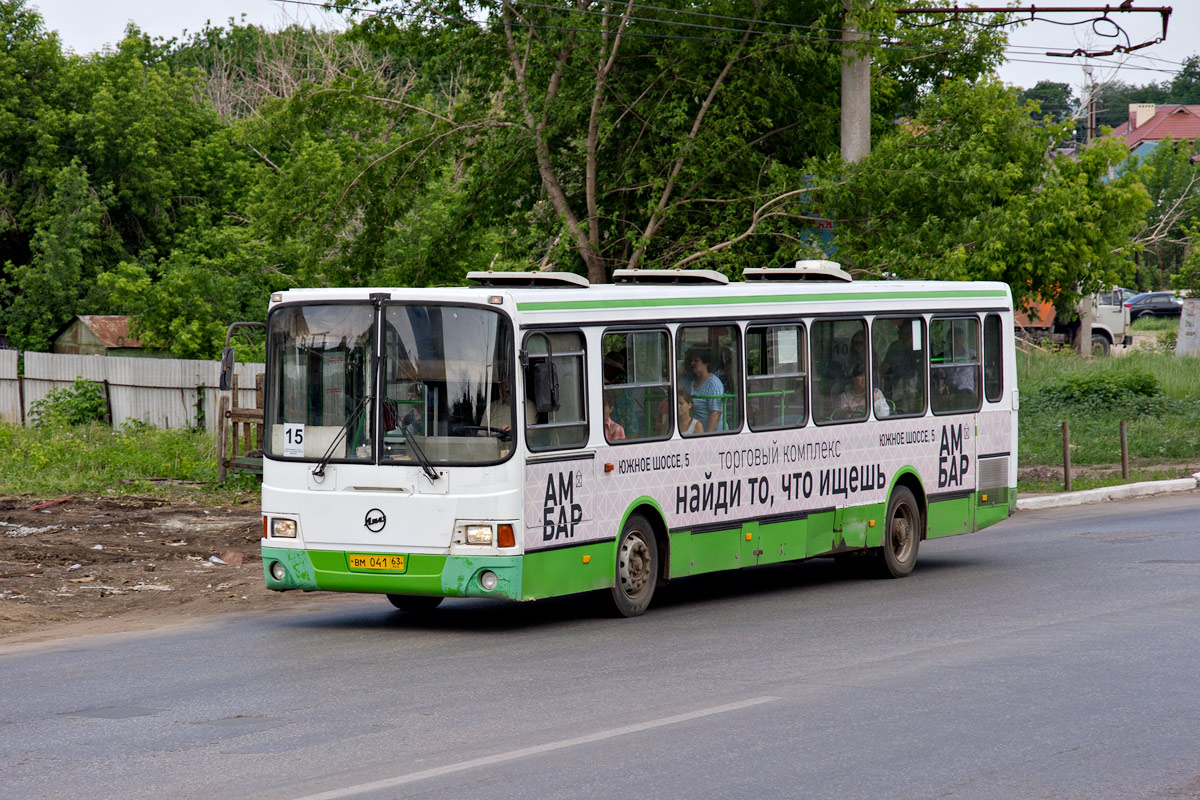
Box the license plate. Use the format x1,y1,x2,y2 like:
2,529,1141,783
346,553,406,572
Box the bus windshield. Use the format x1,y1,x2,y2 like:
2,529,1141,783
266,303,515,465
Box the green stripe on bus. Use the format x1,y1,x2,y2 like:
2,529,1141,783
516,289,1009,312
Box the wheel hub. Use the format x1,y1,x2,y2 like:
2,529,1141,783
618,535,651,595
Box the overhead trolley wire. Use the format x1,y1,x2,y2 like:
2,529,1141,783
270,0,1186,75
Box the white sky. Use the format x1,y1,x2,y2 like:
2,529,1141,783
29,0,1200,98
31,0,348,52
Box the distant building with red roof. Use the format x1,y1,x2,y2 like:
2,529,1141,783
53,315,155,357
1110,103,1200,158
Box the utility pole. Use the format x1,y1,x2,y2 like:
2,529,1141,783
1083,63,1096,145
841,0,871,163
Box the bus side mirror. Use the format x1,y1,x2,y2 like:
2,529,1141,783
218,347,236,392
531,361,560,414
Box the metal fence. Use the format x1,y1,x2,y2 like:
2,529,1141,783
0,352,264,433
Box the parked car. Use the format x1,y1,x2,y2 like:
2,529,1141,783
1124,292,1182,322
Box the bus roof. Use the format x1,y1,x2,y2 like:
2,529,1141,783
270,279,1013,323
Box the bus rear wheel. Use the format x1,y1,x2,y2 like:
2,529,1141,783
386,594,444,613
610,515,658,617
876,487,920,578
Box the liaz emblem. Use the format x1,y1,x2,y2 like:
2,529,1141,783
364,508,387,532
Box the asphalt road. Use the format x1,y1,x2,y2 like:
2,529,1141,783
3,493,1199,800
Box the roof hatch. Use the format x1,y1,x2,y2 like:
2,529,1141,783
743,260,852,283
466,271,590,288
611,268,729,285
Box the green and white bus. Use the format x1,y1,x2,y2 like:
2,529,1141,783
255,262,1017,616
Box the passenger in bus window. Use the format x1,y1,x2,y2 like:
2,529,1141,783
872,385,891,418
682,348,723,432
604,350,627,385
880,324,918,393
842,330,867,378
834,364,867,417
677,390,704,436
603,392,625,441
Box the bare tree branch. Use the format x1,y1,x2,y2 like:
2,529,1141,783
669,184,821,269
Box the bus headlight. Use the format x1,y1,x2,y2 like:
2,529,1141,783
464,525,493,544
271,518,297,538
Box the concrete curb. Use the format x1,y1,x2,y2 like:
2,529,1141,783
1016,472,1200,511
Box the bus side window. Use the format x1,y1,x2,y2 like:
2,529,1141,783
983,314,1003,402
602,330,672,443
811,318,868,424
524,331,588,451
746,324,806,431
871,317,926,417
930,317,981,415
675,323,742,435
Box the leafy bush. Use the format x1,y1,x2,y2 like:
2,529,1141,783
1029,368,1162,413
29,378,108,427
1156,328,1178,354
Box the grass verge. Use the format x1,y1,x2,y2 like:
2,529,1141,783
1017,349,1200,492
0,422,259,502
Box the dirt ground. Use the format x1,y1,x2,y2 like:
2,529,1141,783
0,495,349,648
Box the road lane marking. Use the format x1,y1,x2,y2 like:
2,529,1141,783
286,695,779,800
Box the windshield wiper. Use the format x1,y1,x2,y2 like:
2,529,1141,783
312,394,370,479
400,422,440,483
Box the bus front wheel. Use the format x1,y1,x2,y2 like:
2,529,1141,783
877,487,920,578
386,594,444,613
610,515,658,617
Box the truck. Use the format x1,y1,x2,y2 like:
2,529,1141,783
1014,291,1132,356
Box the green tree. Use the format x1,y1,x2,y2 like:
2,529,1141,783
0,0,65,271
347,0,1007,282
1020,81,1075,124
0,159,106,350
819,79,1151,313
1134,137,1200,290
1167,54,1200,105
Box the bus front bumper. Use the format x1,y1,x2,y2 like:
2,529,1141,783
261,546,523,601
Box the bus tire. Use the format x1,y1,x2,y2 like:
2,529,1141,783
386,594,444,612
610,514,658,617
876,486,920,578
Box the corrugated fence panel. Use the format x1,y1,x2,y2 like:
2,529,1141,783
0,350,18,423
23,352,108,418
107,356,215,430
18,352,265,432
